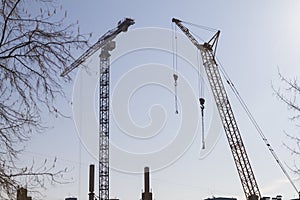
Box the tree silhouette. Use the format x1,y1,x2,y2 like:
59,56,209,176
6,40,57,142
274,71,300,174
0,0,88,198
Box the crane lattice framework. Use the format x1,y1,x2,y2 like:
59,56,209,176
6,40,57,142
60,18,135,200
99,41,115,200
172,18,261,200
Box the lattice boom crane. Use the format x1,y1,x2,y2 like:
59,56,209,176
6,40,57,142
61,18,135,200
172,18,261,200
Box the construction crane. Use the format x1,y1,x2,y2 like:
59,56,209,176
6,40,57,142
60,18,135,200
172,18,260,200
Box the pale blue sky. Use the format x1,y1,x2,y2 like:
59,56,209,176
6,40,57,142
25,1,300,200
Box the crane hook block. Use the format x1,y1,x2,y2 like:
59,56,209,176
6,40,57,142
199,98,205,106
173,74,178,81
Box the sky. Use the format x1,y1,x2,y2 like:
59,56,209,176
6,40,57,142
24,1,300,200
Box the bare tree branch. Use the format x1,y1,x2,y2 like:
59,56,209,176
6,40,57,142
273,69,300,178
273,71,300,120
0,0,89,198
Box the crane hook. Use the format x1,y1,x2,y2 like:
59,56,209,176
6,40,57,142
199,97,205,149
173,74,179,114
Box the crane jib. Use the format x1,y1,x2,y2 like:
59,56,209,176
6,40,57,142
60,18,135,77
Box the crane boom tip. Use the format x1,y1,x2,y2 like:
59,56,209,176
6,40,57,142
172,18,181,23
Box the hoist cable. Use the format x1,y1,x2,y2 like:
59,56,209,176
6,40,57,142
172,23,179,114
197,49,205,149
197,50,204,98
216,57,299,195
172,23,178,74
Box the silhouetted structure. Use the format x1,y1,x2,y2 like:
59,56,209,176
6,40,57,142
142,167,152,200
204,197,236,200
273,195,282,200
89,164,95,200
17,188,32,200
65,198,77,200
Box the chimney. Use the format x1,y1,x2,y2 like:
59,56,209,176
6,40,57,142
142,166,152,200
89,164,95,200
144,167,150,193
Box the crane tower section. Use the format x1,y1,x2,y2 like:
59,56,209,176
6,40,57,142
99,41,115,200
172,18,261,200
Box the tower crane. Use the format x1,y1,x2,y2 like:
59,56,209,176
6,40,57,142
60,18,135,200
172,18,260,200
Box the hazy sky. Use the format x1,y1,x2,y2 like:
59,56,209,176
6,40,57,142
25,1,300,200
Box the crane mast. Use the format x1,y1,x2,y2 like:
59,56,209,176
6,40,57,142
172,18,261,200
60,18,135,200
98,41,114,200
